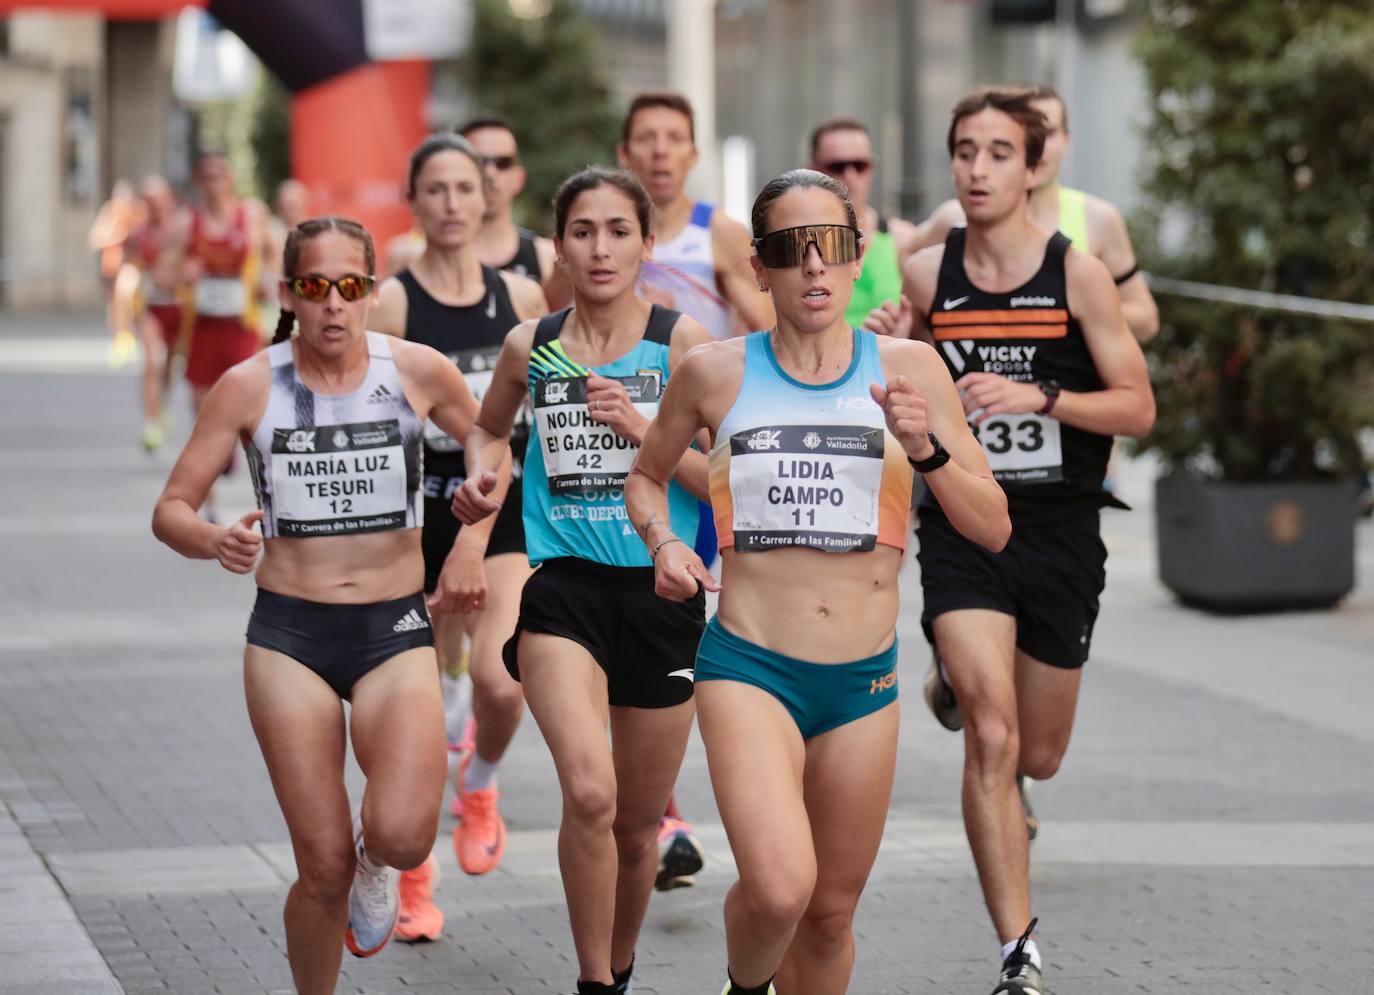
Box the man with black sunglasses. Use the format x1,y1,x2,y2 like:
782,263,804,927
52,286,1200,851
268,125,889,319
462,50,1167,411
808,117,919,331
458,116,569,307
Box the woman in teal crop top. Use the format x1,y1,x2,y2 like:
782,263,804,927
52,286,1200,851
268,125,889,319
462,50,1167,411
626,170,1009,995
454,166,714,995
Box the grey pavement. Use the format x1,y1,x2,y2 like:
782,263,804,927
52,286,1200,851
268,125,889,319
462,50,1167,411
1,313,1372,994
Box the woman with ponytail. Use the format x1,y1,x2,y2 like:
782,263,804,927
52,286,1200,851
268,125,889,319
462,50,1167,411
152,216,502,992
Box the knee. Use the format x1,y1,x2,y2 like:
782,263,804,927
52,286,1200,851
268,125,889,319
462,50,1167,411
363,814,438,871
611,810,660,862
1019,742,1066,781
474,669,523,716
294,840,355,907
964,709,1019,771
799,894,859,953
737,868,815,934
563,775,617,833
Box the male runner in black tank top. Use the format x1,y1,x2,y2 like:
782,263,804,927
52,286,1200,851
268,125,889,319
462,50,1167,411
459,116,570,307
900,87,1155,995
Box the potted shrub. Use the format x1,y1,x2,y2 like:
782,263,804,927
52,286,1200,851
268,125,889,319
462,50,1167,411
1133,1,1374,612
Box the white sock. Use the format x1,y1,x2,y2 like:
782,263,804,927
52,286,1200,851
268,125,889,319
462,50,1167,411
357,838,388,875
465,754,499,793
441,671,472,745
1002,937,1041,969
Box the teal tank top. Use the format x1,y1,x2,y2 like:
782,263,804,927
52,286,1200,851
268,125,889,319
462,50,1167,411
523,305,700,566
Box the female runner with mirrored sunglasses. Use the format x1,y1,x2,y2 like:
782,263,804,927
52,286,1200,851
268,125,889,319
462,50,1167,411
453,166,714,995
625,170,1010,995
152,217,500,994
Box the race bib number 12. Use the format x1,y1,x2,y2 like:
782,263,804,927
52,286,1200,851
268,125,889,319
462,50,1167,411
270,420,410,536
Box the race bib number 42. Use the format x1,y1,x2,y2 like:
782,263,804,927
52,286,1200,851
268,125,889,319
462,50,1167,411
974,413,1063,483
270,420,410,536
533,374,660,494
729,424,884,552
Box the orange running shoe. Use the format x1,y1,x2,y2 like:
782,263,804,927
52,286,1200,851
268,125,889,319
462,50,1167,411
453,754,506,875
394,853,444,943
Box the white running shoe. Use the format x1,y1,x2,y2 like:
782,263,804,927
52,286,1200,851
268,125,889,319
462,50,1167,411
718,982,776,995
345,816,398,957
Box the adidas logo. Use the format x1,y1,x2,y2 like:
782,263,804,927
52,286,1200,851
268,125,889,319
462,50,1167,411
392,608,429,632
367,383,395,405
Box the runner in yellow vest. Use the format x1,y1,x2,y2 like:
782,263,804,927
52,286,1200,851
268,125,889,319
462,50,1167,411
895,85,1159,345
807,117,919,328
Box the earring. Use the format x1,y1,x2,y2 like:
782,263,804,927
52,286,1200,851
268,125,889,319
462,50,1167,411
757,284,767,293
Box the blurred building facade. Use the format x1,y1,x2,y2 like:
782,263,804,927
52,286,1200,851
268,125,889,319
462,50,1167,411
0,1,1149,312
0,12,178,309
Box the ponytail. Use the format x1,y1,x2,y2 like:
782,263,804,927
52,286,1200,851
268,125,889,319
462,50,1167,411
271,308,295,344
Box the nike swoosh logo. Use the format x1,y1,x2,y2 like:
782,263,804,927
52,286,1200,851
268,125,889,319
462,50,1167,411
667,668,695,682
943,295,970,310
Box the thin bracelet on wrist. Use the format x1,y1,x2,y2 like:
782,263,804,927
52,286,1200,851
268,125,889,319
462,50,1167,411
650,536,683,562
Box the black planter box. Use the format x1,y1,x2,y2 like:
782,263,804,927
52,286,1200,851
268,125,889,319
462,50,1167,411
1155,472,1357,612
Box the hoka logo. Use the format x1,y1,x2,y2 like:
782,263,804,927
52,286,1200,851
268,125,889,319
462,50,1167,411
870,670,897,694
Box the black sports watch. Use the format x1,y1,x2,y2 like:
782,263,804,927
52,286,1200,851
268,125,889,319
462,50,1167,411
908,432,951,474
1037,380,1061,415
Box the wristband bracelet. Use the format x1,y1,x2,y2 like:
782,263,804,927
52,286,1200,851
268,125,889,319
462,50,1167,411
650,536,683,562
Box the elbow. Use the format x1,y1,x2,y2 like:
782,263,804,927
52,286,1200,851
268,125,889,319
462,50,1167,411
151,502,172,547
1128,396,1157,439
983,497,1012,553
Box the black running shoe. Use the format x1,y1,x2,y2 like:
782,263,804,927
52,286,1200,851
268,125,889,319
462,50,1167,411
613,955,633,993
655,817,704,891
1017,774,1039,842
993,918,1044,995
922,651,963,731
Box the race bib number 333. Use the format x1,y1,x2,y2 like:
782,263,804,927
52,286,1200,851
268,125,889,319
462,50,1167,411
729,424,884,552
270,420,409,536
534,374,660,493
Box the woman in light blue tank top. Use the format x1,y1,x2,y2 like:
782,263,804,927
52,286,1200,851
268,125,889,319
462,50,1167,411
453,167,715,995
625,171,1009,995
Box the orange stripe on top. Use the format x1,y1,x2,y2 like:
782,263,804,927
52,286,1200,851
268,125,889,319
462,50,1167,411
933,324,1068,341
931,308,1067,326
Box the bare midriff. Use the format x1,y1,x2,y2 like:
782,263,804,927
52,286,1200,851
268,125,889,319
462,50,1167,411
254,530,425,604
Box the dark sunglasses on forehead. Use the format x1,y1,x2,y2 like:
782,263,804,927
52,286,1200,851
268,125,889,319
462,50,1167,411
287,274,376,303
480,155,519,172
818,159,872,177
754,224,862,269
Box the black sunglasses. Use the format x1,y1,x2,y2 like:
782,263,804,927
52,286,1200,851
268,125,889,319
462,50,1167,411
480,155,519,172
818,159,873,177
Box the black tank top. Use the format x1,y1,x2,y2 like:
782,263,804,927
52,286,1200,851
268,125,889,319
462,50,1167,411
397,266,527,475
499,229,543,282
925,227,1113,521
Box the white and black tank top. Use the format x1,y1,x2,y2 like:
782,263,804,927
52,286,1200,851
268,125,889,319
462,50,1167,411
245,332,424,538
926,228,1115,521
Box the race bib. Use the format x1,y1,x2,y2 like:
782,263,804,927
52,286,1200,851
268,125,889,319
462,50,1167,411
424,347,501,454
270,420,410,536
729,424,885,552
973,413,1063,483
194,276,247,317
533,374,660,494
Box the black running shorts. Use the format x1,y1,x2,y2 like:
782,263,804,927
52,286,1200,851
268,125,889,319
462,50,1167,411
246,589,435,699
421,478,525,593
916,510,1107,670
503,557,704,709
